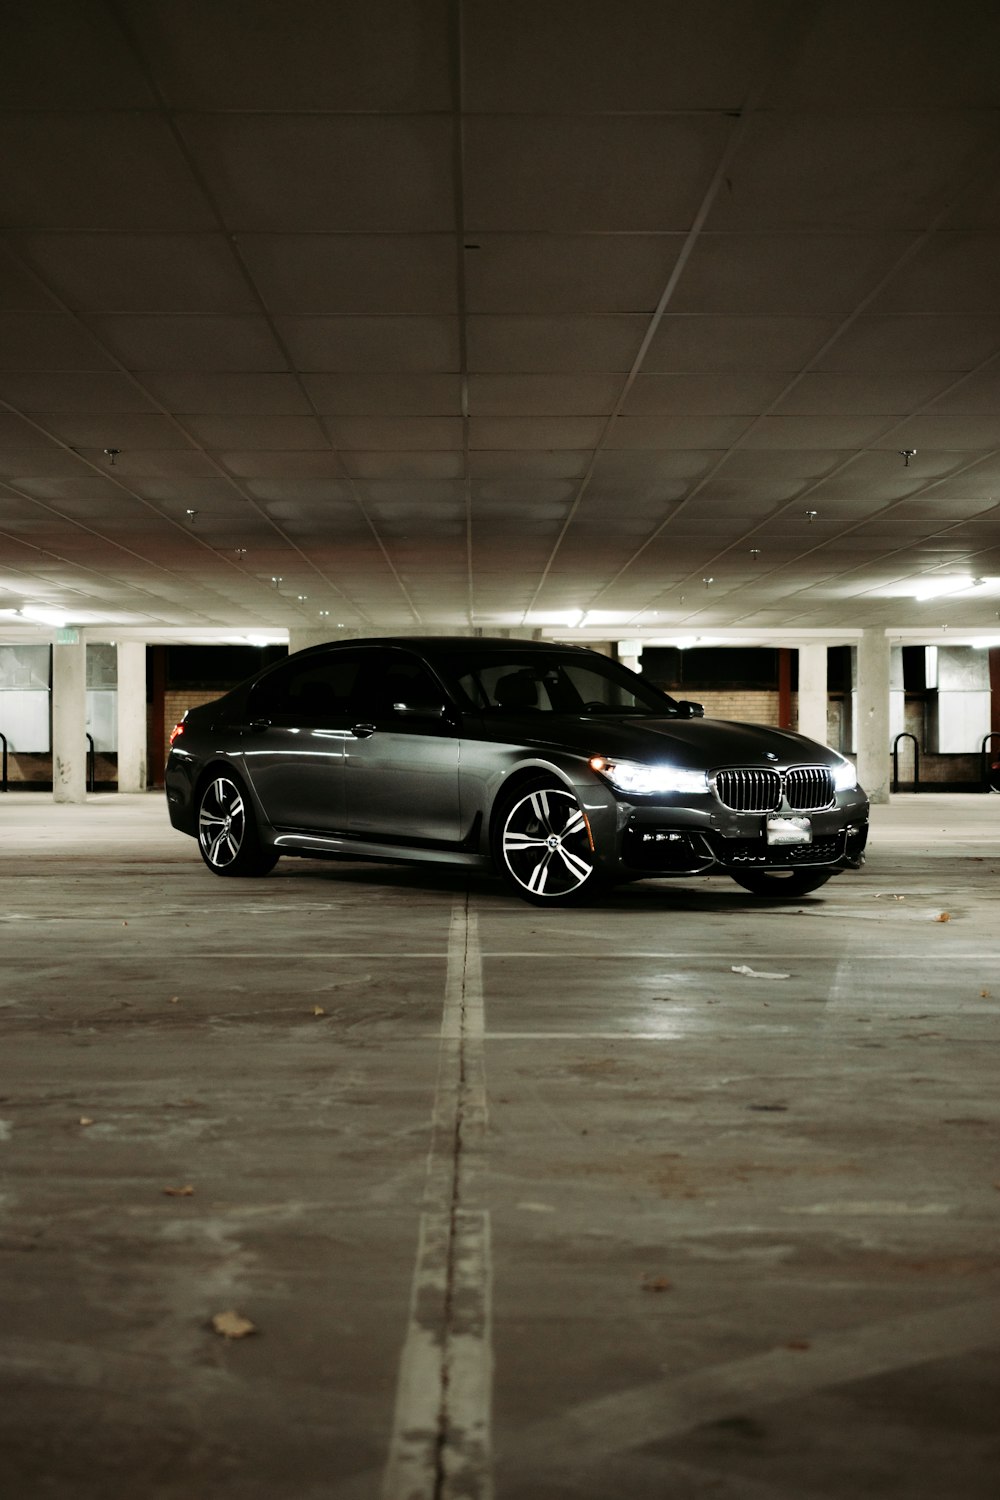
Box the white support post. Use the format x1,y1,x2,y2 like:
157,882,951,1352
116,641,147,793
856,629,891,804
52,638,87,804
796,644,828,744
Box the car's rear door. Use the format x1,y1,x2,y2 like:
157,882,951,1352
240,650,368,832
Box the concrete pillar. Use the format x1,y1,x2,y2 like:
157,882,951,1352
116,642,147,792
856,629,891,803
616,639,643,675
797,644,828,744
52,637,87,804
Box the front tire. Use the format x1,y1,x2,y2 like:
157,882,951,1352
197,772,279,878
495,778,599,906
729,867,834,898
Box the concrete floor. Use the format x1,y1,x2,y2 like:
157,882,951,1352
1,791,998,1499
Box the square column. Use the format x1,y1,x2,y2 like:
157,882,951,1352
796,644,828,745
116,642,147,792
856,629,891,804
52,638,87,803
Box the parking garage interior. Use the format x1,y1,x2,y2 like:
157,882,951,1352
2,4,999,1497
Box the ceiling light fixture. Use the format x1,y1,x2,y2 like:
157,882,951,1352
912,574,979,601
899,449,917,466
7,605,71,627
103,447,121,466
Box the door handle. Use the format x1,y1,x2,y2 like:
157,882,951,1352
249,719,271,732
351,723,376,739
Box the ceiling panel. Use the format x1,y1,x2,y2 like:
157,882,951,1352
466,316,646,372
239,234,458,316
463,116,731,233
468,374,621,416
670,234,910,316
705,113,998,233
17,233,256,314
645,317,836,371
125,0,450,110
180,115,455,234
0,116,215,232
276,316,459,373
463,0,783,112
464,235,682,314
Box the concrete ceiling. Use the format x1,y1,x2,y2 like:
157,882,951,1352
2,0,1000,648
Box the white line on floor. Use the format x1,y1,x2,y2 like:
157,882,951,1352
501,1294,1000,1486
381,903,493,1500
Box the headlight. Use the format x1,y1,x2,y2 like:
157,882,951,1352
832,756,858,792
589,756,709,797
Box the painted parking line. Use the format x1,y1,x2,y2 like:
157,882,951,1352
380,901,493,1500
501,1294,1000,1487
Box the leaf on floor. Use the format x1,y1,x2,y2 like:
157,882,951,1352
731,964,790,980
78,1117,95,1127
934,912,951,923
210,1310,257,1339
162,1184,194,1197
312,1005,326,1017
642,1275,672,1293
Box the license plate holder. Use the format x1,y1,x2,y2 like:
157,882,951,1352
766,815,812,846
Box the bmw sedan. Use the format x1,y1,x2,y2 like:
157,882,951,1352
165,637,869,906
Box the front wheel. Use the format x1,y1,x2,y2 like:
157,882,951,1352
197,772,279,878
495,778,600,906
729,867,834,898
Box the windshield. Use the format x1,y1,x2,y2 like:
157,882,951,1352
436,651,679,716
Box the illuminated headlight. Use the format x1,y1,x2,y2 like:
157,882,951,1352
832,756,858,792
589,756,709,797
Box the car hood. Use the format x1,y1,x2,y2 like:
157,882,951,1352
475,714,840,770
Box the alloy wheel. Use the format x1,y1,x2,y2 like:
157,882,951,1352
500,784,595,902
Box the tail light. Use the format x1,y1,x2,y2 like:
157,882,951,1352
169,719,186,746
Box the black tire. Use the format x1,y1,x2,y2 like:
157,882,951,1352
729,867,834,898
197,771,279,878
494,777,600,906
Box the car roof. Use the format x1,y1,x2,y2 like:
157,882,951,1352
296,636,596,657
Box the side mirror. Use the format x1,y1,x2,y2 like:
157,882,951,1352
676,700,705,719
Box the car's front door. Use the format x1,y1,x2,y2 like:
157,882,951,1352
344,649,463,844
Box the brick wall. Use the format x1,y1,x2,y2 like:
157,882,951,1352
682,689,785,726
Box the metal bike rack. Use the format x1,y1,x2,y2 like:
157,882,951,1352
0,731,7,793
982,732,1000,793
86,732,95,793
891,732,921,792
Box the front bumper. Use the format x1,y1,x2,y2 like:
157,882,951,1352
617,797,869,877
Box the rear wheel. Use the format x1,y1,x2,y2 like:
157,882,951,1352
495,778,599,906
197,772,278,878
729,867,833,898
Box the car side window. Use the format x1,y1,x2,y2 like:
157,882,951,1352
248,651,369,723
354,650,448,724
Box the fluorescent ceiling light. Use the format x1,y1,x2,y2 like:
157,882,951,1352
0,605,70,627
913,575,978,601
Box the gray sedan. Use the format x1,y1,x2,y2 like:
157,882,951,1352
165,637,869,906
